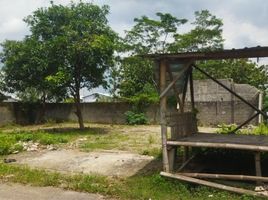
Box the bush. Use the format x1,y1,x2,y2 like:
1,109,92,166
216,123,241,134
125,111,148,125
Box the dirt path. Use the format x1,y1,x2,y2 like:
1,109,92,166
0,183,107,200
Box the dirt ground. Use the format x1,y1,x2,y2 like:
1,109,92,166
3,124,217,178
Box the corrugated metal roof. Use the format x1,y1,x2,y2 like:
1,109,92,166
142,46,268,61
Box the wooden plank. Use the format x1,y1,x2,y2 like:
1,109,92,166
167,140,268,152
160,172,268,198
160,59,169,172
179,172,268,182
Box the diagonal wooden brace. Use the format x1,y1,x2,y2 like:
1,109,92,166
160,64,191,99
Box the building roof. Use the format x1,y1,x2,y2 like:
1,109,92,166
143,46,268,61
82,93,111,99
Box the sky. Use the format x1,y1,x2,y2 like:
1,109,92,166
0,0,268,95
1,0,268,48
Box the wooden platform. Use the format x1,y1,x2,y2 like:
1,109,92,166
167,133,268,152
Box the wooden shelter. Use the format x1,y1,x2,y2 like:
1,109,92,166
144,46,268,197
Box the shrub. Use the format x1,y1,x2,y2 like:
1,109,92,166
216,123,241,134
125,111,148,125
252,123,268,135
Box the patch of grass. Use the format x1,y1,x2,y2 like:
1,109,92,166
0,130,72,155
249,123,268,135
0,163,260,200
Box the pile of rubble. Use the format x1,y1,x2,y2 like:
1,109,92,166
14,141,57,153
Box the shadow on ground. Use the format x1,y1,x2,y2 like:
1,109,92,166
37,127,110,135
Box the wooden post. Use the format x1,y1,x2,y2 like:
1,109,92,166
160,59,170,172
178,172,268,182
258,91,263,124
230,80,235,124
189,66,195,112
181,70,190,112
255,152,262,185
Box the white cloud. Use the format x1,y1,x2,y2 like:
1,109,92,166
0,0,268,49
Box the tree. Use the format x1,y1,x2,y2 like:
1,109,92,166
1,39,67,104
172,10,267,89
23,2,117,129
194,59,268,89
117,12,187,98
172,10,224,52
123,12,187,54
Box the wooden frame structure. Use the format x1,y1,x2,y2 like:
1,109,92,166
144,47,268,197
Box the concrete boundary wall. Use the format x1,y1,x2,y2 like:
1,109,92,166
0,101,258,126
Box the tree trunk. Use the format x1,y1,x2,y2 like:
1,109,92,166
74,90,84,130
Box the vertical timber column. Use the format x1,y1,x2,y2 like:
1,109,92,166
255,152,262,185
160,59,170,172
189,66,195,113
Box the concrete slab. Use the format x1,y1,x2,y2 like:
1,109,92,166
0,183,105,200
9,149,154,177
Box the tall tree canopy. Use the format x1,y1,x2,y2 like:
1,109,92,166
117,10,267,99
1,2,117,129
1,39,66,104
172,10,224,52
117,12,187,98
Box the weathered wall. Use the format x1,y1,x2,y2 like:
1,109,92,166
0,103,15,125
0,100,259,126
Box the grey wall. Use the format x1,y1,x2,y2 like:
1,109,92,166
0,100,259,126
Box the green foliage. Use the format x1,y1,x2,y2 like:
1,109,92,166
125,111,148,125
118,57,155,97
217,123,268,135
249,123,268,135
1,39,67,103
194,59,268,90
0,164,257,200
116,12,187,100
172,10,224,52
216,123,241,134
123,12,187,54
125,83,159,111
0,130,70,155
1,2,117,128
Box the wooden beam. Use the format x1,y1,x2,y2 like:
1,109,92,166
167,140,268,152
178,155,195,172
160,59,169,172
160,172,267,197
181,69,190,112
159,63,191,99
178,172,268,182
193,64,267,119
189,66,195,112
